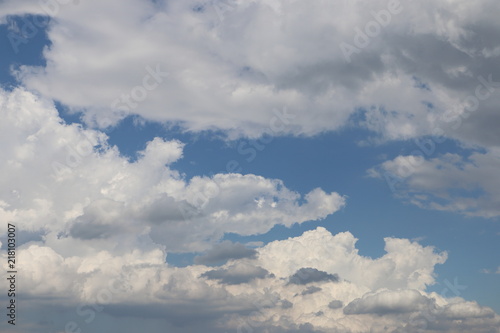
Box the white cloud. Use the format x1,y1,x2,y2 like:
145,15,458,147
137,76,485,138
0,88,345,253
0,0,499,145
257,227,447,291
1,0,500,227
4,226,498,332
369,150,500,218
441,301,495,320
2,88,352,331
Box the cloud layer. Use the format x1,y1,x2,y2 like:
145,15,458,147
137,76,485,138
2,225,499,332
0,0,498,143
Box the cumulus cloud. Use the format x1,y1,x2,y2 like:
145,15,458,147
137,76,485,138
0,88,345,253
0,1,499,332
2,223,499,332
0,87,350,331
441,301,496,320
0,87,494,331
257,227,447,291
1,0,500,226
0,0,498,146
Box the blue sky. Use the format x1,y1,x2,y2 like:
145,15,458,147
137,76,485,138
0,1,499,332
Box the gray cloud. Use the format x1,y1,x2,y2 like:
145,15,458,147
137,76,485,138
301,286,322,296
69,220,117,240
370,150,500,218
281,300,293,309
194,240,258,265
68,199,127,240
0,229,43,249
328,300,343,310
288,268,339,285
142,195,200,224
201,263,270,285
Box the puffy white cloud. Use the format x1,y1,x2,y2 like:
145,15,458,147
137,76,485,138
0,0,499,145
257,227,447,291
0,88,345,253
369,150,500,217
230,229,498,332
1,0,500,228
441,301,496,320
3,0,500,231
2,222,499,332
